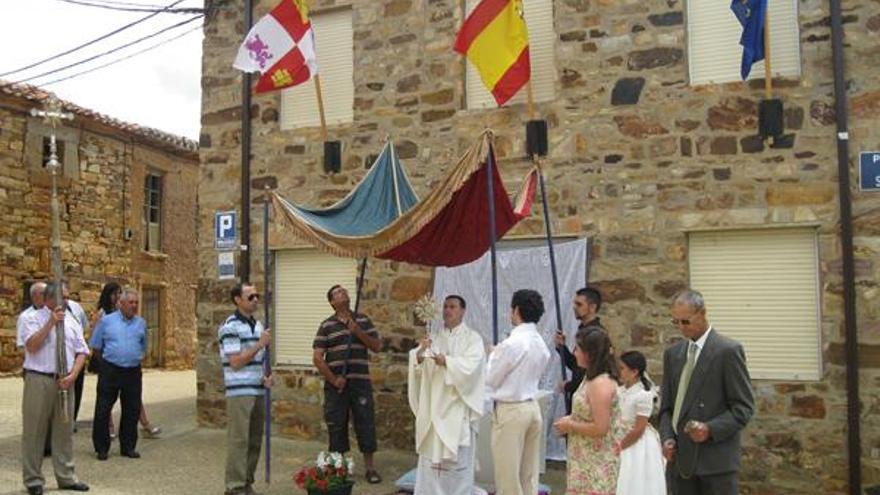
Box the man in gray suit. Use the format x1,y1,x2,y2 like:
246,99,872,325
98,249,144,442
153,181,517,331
659,290,755,494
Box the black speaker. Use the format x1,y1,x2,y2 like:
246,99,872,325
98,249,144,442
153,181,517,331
526,119,548,158
323,140,342,173
759,98,784,141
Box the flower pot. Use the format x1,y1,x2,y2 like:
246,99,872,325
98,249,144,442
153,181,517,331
306,482,354,495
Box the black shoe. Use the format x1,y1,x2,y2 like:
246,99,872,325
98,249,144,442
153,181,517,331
42,449,51,457
26,486,43,495
96,451,108,461
59,481,90,491
121,450,141,459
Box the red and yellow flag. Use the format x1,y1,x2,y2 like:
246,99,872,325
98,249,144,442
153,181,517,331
454,0,530,106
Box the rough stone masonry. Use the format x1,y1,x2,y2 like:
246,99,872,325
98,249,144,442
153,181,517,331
197,1,880,493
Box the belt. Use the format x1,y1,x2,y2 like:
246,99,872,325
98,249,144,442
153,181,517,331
495,398,535,405
24,369,57,378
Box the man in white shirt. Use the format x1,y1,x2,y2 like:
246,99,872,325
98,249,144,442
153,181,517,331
19,283,90,495
16,282,47,349
485,289,551,495
408,295,485,495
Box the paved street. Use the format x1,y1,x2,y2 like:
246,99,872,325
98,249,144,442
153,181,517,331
0,370,565,495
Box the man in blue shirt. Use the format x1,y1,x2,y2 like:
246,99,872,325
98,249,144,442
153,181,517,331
89,288,147,460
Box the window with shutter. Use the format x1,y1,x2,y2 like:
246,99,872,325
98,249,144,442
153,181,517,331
686,0,801,85
280,7,354,130
274,249,358,366
464,0,556,110
688,227,821,381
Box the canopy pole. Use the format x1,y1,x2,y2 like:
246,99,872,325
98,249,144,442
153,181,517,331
389,142,403,216
763,7,773,100
486,147,499,345
262,190,272,483
342,258,368,376
536,161,564,380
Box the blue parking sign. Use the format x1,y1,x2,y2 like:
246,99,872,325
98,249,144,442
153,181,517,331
215,211,237,249
861,152,880,192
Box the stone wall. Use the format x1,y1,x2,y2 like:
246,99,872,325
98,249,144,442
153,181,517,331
0,94,200,372
197,0,880,492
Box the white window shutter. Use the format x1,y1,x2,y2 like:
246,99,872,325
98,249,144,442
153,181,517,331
465,0,556,110
687,0,801,85
274,249,358,366
688,228,822,381
280,8,354,130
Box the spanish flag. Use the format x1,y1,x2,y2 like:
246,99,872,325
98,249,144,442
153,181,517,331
454,0,530,106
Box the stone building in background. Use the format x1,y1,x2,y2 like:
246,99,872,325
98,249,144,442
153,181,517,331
0,82,199,372
197,0,879,492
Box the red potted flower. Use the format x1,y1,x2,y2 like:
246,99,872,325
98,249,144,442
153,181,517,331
294,452,355,495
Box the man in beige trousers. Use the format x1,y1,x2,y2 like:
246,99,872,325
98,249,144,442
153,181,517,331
19,282,90,495
486,289,551,495
218,283,274,495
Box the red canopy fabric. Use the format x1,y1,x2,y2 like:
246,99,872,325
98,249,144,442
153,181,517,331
378,153,536,266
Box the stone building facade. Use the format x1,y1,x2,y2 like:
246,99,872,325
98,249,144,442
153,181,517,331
0,83,200,372
197,0,880,492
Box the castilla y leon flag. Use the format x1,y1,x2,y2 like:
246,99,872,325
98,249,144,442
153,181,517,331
233,0,318,93
454,0,530,106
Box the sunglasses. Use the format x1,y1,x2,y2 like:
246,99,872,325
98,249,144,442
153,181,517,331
247,294,260,301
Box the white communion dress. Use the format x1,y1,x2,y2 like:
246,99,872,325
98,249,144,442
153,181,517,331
616,383,666,495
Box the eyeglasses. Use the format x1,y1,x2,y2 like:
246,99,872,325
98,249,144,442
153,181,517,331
247,294,260,301
671,318,691,326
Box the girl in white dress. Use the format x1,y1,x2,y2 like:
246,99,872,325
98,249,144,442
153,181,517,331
614,351,666,495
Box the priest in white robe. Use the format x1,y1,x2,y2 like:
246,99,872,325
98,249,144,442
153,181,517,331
408,295,486,495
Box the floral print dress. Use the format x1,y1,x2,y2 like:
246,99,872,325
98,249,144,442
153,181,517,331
566,373,622,495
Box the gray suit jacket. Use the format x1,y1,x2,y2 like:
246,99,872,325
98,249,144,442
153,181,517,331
658,329,755,477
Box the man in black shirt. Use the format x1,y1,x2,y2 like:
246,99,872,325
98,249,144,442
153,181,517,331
313,285,383,484
555,287,604,414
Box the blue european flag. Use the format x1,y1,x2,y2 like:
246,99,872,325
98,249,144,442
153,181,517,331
731,0,767,80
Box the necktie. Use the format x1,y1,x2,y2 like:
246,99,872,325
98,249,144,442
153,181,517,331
672,341,697,433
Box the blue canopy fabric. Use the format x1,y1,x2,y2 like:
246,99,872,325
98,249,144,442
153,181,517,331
275,141,418,237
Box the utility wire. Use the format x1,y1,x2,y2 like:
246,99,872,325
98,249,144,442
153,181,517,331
0,0,186,78
64,0,181,8
12,14,204,84
39,23,203,86
55,0,204,14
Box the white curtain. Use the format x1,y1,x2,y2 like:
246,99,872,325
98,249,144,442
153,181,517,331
431,238,588,461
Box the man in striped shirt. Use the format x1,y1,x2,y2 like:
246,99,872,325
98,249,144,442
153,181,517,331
313,284,383,484
218,283,273,495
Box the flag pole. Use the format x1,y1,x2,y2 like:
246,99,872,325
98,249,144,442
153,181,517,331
486,144,499,345
262,187,272,484
314,74,329,141
526,80,536,120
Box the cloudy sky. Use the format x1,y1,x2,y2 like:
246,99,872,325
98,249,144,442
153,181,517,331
0,0,207,139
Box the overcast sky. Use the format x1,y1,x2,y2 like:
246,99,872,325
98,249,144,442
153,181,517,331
0,0,206,139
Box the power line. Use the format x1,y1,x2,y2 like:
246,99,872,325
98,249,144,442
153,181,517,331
40,23,203,86
55,0,204,14
0,0,186,78
65,0,181,8
12,14,204,84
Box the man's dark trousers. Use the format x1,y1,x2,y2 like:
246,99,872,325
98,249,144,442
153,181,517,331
92,362,142,455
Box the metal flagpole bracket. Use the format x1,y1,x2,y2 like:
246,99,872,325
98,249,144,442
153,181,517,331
324,140,342,173
526,119,548,158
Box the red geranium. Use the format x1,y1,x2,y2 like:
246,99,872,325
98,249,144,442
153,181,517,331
293,452,354,493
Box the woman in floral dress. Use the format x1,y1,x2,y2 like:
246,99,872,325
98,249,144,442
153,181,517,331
553,329,621,495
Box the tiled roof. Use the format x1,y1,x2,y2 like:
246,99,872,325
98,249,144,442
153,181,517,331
0,80,198,155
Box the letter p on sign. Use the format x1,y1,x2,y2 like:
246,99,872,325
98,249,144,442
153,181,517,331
215,211,237,249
